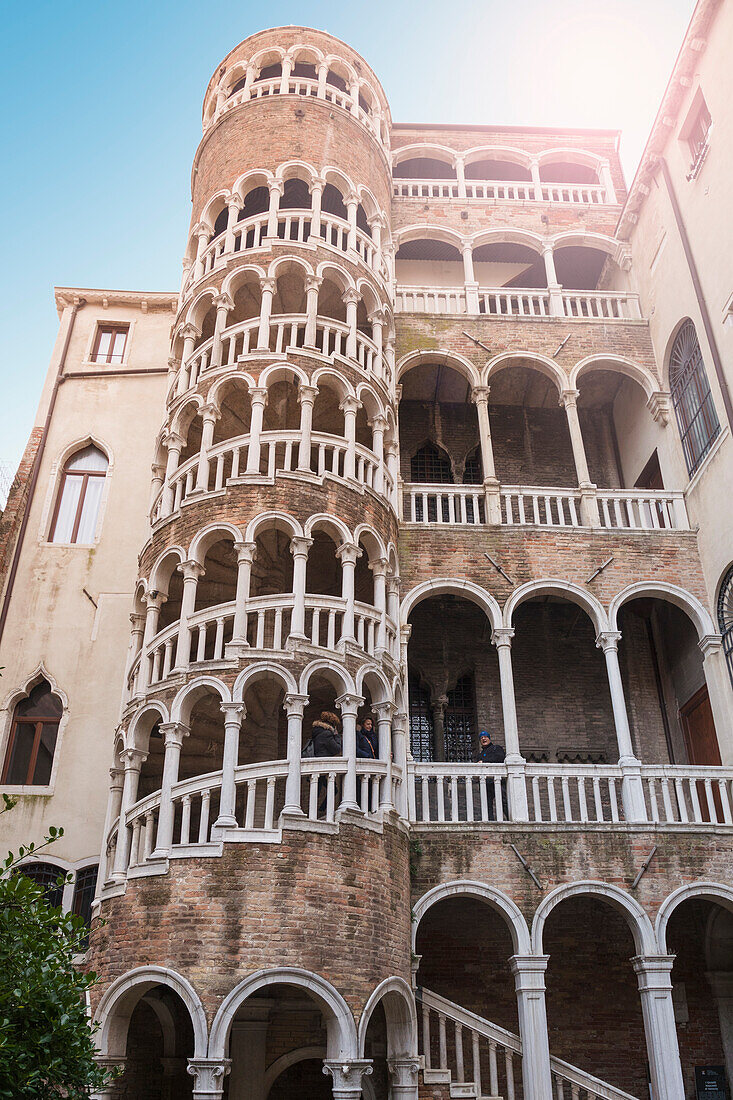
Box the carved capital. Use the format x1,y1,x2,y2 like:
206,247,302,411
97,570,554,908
187,1059,232,1092
596,630,622,653
491,626,515,649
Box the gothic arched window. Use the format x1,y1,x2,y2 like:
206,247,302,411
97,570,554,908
15,862,65,909
1,679,62,786
718,563,733,689
50,444,108,544
410,442,453,484
669,320,720,476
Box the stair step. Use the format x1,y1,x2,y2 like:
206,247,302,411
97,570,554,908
449,1084,478,1098
424,1069,451,1084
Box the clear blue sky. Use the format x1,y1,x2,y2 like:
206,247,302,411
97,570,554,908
0,0,694,474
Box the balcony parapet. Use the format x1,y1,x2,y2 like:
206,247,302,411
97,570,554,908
395,285,643,321
393,177,612,205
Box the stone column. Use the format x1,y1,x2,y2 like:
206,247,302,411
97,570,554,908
345,193,359,252
368,215,383,272
111,748,147,880
385,441,399,510
388,1057,421,1099
700,635,733,763
336,541,361,644
632,955,685,1100
370,413,387,493
265,180,284,238
161,432,185,516
242,64,255,99
559,389,600,527
340,396,361,481
342,289,360,360
543,245,564,317
462,241,480,313
510,956,554,1100
224,197,240,253
214,703,245,829
432,696,447,762
323,1060,373,1099
99,765,124,884
151,722,189,857
245,388,268,474
257,278,276,349
297,384,318,469
392,711,410,817
193,226,210,281
211,293,233,368
282,694,309,816
279,54,293,94
530,160,543,201
304,277,322,348
149,463,165,513
124,612,146,697
492,627,529,821
173,560,205,670
455,156,467,198
137,592,167,692
373,701,395,810
193,404,221,494
387,575,400,658
472,385,501,524
596,631,647,822
599,159,617,204
309,177,324,238
348,80,360,116
288,536,313,641
187,1059,231,1100
706,971,733,1083
336,694,365,812
370,556,389,655
317,60,328,97
230,540,257,646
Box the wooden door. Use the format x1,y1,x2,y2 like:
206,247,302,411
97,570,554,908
680,685,721,820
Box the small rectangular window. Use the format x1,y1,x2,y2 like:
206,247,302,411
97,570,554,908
92,324,129,364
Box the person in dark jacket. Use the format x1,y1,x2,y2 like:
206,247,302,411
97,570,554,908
312,711,342,815
356,715,377,759
472,730,508,821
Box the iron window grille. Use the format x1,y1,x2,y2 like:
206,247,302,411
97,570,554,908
444,674,477,762
408,672,434,761
718,563,733,689
411,444,453,522
15,862,65,909
669,320,720,476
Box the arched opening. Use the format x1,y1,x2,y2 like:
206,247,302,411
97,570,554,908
312,378,346,437
322,182,348,220
194,537,237,613
262,379,301,432
488,362,573,489
268,1056,331,1099
250,526,294,605
108,983,195,1100
154,552,183,633
466,157,531,182
271,264,306,318
253,60,282,84
393,156,457,180
472,242,546,290
539,160,599,185
718,564,733,689
407,594,501,767
306,529,341,598
553,244,610,291
193,304,216,351
49,443,109,545
279,177,312,212
228,275,262,339
2,678,63,787
317,276,348,324
240,675,287,767
211,205,228,240
361,1001,389,1098
395,238,463,289
211,379,252,447
544,895,646,1096
355,539,375,607
416,895,520,1096
238,184,270,221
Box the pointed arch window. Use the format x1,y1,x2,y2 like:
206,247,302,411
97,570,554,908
718,564,733,689
408,670,434,762
410,442,453,484
50,445,108,544
444,673,477,762
14,862,65,909
669,320,720,476
2,679,62,786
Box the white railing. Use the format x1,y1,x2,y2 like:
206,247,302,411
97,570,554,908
394,285,643,321
640,765,733,826
418,988,639,1100
126,596,397,699
111,758,395,881
597,490,689,531
402,485,486,526
407,762,733,829
180,313,391,393
502,486,582,527
393,179,610,204
152,430,391,524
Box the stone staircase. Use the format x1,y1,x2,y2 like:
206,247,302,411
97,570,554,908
417,988,640,1100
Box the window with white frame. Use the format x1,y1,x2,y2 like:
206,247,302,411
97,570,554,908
49,444,108,544
1,678,62,786
91,323,129,364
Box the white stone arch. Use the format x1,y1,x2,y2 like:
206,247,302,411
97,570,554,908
219,60,249,98
400,578,502,632
267,253,315,281
391,142,457,170
323,52,359,87
394,223,464,251
504,579,608,635
299,659,355,697
537,147,604,172
287,41,326,66
200,190,233,232
206,369,257,412
126,700,170,752
233,661,298,702
549,229,624,262
208,967,358,1060
232,169,274,206
148,545,186,594
315,259,357,293
570,354,661,401
262,1046,326,1097
413,880,531,954
463,144,534,171
358,976,417,1059
356,665,393,706
257,361,310,390
321,164,358,199
608,581,715,640
245,511,303,543
185,287,217,331
397,348,481,390
356,380,387,422
274,159,319,187
483,351,567,394
249,44,286,72
356,183,382,223
656,883,733,954
354,523,387,562
532,881,656,955
304,512,353,544
221,262,268,300
94,966,208,1060
52,433,115,473
170,393,204,439
189,521,244,565
356,276,382,317
470,226,544,254
310,366,354,403
170,675,231,725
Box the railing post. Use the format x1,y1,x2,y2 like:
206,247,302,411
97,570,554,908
111,747,147,880
151,722,190,857
510,955,553,1100
336,693,365,812
632,955,685,1100
173,559,205,670
336,541,361,644
596,630,647,822
492,627,529,820
282,694,309,816
214,703,245,830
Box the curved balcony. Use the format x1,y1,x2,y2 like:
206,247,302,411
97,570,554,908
103,756,397,891
153,430,395,524
185,209,387,297
178,314,391,394
394,285,643,320
125,596,398,701
393,176,608,204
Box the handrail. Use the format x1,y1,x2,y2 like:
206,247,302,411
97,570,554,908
393,177,609,204
394,284,643,321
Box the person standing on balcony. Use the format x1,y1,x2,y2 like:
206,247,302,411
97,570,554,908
473,731,507,820
356,715,377,758
312,710,342,815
